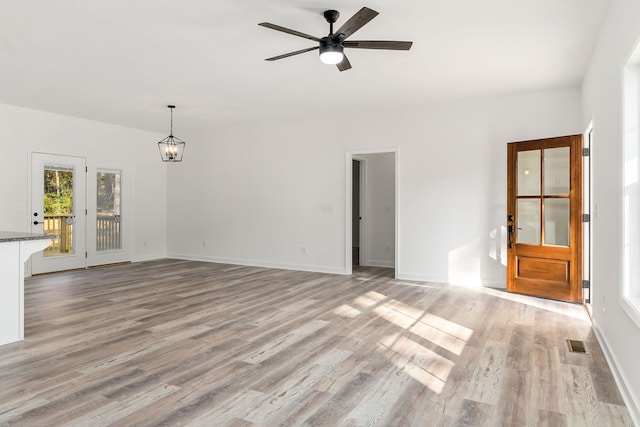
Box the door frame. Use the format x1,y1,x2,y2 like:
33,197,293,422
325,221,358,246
86,158,134,267
28,152,134,276
583,123,593,315
352,158,366,267
345,148,398,277
29,151,88,275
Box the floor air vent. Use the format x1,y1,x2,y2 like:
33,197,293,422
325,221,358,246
566,339,588,354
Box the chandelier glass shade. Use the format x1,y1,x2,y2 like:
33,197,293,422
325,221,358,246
158,105,185,162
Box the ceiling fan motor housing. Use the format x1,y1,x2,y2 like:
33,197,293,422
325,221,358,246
323,10,340,24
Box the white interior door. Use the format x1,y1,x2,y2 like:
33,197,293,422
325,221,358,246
31,153,87,274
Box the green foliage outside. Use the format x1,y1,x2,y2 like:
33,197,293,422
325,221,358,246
44,169,73,215
43,169,121,217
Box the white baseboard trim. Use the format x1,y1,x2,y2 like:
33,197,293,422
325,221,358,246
396,272,449,284
132,253,167,263
365,259,395,268
396,273,505,289
592,322,640,426
167,252,346,275
481,279,506,288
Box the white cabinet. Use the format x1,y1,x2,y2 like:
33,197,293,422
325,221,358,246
0,235,52,346
0,242,20,346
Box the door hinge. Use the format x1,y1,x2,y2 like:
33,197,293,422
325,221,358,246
582,214,590,223
582,147,590,156
85,209,88,215
85,252,88,258
582,279,590,289
85,166,88,173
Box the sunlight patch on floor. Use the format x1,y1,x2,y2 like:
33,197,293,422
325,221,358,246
353,291,387,309
373,299,472,355
481,287,589,320
377,334,455,394
421,312,474,341
333,304,361,318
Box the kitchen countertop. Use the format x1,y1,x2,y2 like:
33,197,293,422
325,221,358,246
0,231,57,243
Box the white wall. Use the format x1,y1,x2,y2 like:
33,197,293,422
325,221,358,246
167,87,582,287
582,0,640,420
0,103,168,262
357,152,395,268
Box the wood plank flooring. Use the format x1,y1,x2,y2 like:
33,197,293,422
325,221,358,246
0,259,633,426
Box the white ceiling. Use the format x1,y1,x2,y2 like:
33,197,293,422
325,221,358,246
0,0,611,134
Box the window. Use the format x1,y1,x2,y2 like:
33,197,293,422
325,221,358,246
96,170,122,252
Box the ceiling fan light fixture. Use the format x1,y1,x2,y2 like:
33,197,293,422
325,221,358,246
319,41,344,65
259,7,413,72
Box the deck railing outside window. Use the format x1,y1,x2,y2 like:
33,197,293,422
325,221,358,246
97,214,121,251
43,215,73,256
43,214,121,255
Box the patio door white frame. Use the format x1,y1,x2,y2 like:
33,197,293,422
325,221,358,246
30,153,133,275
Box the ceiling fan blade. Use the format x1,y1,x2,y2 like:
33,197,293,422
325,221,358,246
334,7,379,39
259,22,321,42
336,54,352,72
265,46,319,61
344,40,413,50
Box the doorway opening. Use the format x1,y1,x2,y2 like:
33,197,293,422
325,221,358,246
346,150,397,277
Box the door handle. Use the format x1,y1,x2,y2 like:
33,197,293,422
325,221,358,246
507,224,515,249
33,212,42,225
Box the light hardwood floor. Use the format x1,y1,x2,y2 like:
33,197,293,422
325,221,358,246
0,260,633,426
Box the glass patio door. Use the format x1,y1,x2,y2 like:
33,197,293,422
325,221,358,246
86,160,132,267
31,153,87,274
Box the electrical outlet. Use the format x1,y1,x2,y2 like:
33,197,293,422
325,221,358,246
202,240,207,248
301,247,307,255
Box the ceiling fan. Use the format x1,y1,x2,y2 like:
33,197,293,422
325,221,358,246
259,7,413,71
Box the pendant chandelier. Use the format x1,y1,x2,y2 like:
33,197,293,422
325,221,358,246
157,105,186,162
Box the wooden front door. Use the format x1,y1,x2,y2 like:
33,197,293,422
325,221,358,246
507,135,583,302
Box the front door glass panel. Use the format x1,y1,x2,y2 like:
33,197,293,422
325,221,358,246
544,198,570,246
517,150,541,196
516,147,572,247
517,199,541,244
544,147,570,195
